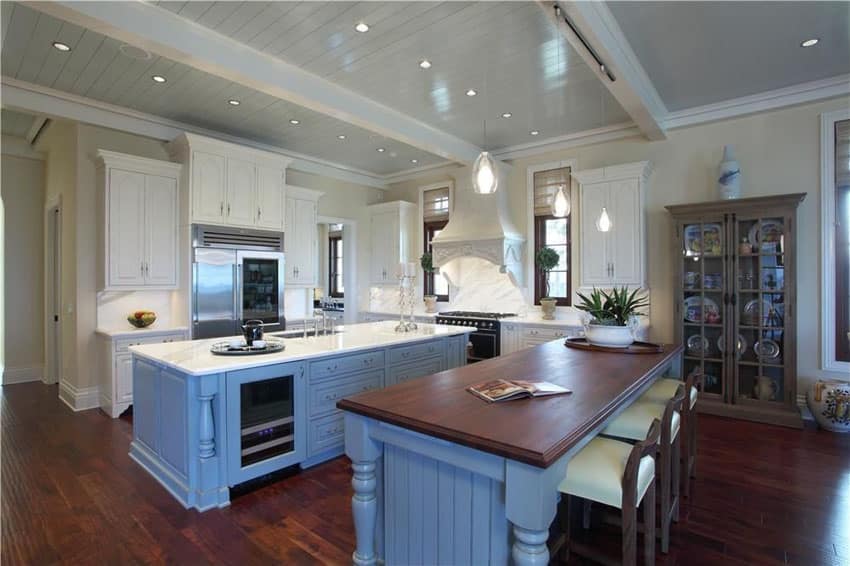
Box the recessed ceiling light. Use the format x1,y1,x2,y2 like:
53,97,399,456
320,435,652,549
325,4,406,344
419,59,432,69
52,41,71,52
501,112,512,118
355,22,370,33
151,75,167,83
337,134,346,140
411,159,419,164
800,38,819,47
530,130,540,136
228,99,240,106
389,151,397,157
377,147,386,153
465,89,477,97
289,119,300,125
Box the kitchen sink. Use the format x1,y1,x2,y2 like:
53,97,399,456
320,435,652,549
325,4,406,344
269,329,344,339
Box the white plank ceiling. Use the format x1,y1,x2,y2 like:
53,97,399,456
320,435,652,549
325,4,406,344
1,1,451,175
153,1,630,150
1,108,36,137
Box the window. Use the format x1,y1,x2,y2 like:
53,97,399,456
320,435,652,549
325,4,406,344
532,166,571,305
423,185,450,302
328,225,343,298
821,110,850,371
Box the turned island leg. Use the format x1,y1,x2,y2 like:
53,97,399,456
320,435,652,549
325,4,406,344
344,413,383,566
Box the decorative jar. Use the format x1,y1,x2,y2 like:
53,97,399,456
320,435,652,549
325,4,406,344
807,379,850,432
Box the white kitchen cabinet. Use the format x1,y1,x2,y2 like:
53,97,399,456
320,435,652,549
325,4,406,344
501,322,581,355
97,328,188,418
368,201,417,285
574,161,651,292
169,133,289,230
285,185,323,287
97,151,182,291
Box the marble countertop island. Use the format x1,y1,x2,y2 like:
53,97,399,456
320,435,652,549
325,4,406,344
130,321,473,376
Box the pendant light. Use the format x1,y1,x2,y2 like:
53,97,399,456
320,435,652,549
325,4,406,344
472,147,498,194
596,207,612,232
551,184,570,217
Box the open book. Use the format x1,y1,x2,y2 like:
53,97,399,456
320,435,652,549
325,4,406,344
467,379,571,403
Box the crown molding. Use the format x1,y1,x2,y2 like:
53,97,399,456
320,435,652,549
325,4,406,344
663,74,850,130
1,134,44,160
381,161,464,185
1,76,389,189
492,122,641,161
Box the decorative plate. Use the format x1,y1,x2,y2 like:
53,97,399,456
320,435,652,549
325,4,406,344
683,296,720,323
743,299,784,326
748,220,783,246
686,334,710,356
754,339,780,361
683,224,722,255
717,333,748,355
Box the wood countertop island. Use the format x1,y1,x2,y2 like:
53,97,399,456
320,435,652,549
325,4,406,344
338,340,684,566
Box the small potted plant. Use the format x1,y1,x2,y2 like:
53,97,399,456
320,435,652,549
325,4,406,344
575,286,649,347
420,252,439,313
535,247,560,320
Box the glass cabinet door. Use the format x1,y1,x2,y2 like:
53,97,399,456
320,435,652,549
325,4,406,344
732,214,788,406
679,219,727,400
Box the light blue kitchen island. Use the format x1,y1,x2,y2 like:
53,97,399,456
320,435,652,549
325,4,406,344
128,321,472,511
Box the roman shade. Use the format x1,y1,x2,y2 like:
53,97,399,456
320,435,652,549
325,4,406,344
423,186,450,221
533,166,571,216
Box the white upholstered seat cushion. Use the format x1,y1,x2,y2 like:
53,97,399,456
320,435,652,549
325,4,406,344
641,378,698,409
603,401,680,443
558,437,655,508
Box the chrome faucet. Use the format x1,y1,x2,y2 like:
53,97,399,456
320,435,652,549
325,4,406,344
313,309,328,336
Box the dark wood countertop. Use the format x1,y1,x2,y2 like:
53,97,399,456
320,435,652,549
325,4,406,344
337,340,683,468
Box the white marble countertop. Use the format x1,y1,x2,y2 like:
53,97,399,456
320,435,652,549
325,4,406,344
130,321,473,376
361,309,439,319
95,326,190,339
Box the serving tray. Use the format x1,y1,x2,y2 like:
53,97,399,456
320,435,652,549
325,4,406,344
564,337,663,354
210,339,285,356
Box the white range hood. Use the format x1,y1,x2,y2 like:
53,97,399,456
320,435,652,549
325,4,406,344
431,162,526,286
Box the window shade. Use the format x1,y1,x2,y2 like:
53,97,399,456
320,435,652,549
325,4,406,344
836,119,850,188
423,186,450,221
533,167,571,216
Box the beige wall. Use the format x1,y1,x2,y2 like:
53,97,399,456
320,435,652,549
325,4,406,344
1,153,46,378
388,96,850,389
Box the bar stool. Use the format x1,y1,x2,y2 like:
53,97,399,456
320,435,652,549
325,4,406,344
556,419,660,566
601,386,685,553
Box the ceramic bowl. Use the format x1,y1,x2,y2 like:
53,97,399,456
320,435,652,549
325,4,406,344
127,311,156,328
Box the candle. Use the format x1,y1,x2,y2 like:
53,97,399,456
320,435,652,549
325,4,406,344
395,262,405,279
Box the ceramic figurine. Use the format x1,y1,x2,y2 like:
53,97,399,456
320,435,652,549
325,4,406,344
717,145,742,200
739,237,752,255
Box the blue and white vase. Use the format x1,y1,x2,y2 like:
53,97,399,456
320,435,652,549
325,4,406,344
717,145,741,200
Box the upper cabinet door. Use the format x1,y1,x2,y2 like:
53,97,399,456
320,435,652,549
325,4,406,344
370,210,397,283
579,182,611,287
256,166,285,230
293,198,317,285
225,157,257,227
608,178,641,285
192,151,226,223
108,168,146,287
144,174,178,286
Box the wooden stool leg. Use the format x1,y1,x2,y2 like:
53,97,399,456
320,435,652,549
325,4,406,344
672,435,681,523
690,410,698,479
622,499,637,566
560,495,571,562
643,480,656,566
660,443,671,554
582,499,592,530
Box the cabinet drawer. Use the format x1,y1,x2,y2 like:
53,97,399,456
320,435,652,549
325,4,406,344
116,332,185,352
308,412,345,457
389,341,442,365
520,326,578,341
388,357,444,386
310,369,384,417
309,350,385,381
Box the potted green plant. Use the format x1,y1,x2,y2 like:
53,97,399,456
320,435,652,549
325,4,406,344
420,252,439,313
575,286,649,347
535,247,560,320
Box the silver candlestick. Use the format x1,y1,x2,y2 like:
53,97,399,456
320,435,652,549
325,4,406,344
395,274,418,332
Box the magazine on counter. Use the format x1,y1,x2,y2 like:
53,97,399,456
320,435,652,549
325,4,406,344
467,379,571,403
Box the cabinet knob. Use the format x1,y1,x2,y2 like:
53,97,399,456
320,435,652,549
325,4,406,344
220,202,224,216
227,203,231,216
257,207,261,220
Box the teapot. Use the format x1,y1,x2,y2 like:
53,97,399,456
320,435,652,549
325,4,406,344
753,376,777,401
241,319,265,346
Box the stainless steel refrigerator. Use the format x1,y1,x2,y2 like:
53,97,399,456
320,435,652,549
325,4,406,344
192,225,286,339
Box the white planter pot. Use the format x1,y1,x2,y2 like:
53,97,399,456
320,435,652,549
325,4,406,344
585,324,635,348
540,298,557,320
423,295,438,314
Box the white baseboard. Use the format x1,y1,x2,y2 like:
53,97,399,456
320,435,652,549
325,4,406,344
59,380,100,411
3,365,43,385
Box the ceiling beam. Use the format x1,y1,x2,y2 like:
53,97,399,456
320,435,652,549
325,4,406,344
539,1,668,141
24,115,48,145
27,0,483,165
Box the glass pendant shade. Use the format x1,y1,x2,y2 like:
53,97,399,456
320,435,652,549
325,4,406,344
596,207,612,232
551,185,570,217
472,151,498,194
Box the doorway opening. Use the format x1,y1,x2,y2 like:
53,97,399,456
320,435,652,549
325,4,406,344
316,216,357,324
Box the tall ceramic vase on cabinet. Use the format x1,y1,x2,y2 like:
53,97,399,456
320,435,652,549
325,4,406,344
717,145,742,200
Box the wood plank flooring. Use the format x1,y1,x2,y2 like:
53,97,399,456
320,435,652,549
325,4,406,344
2,382,848,565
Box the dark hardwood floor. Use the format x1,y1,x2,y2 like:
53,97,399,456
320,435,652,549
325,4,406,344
2,382,848,565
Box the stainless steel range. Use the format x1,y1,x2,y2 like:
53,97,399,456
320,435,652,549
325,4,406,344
435,311,517,362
